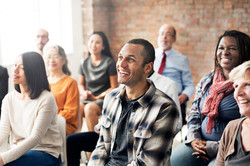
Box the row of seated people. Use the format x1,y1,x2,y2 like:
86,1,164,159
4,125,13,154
67,29,250,166
0,27,249,166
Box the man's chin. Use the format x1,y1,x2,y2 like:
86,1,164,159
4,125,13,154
159,45,169,50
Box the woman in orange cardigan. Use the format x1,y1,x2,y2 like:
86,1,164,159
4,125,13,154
45,45,79,135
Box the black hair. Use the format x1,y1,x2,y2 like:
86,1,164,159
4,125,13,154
215,30,250,70
127,38,155,66
14,52,50,99
89,31,112,58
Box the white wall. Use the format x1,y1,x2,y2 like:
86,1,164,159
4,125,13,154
3,0,83,92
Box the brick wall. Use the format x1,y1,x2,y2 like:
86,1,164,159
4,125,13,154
81,0,250,98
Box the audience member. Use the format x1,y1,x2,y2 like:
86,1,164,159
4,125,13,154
88,39,179,165
154,24,195,125
0,52,62,166
66,47,181,166
215,60,250,166
78,31,118,131
0,65,8,118
44,45,79,135
170,30,250,166
36,29,49,56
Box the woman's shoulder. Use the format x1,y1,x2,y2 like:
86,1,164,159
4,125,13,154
3,91,15,101
40,90,54,97
80,56,91,65
198,70,214,84
227,117,246,129
61,75,77,85
222,118,246,136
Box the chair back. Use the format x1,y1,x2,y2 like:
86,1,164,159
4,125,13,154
57,115,67,166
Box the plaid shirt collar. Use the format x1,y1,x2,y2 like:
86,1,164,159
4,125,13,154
115,79,156,108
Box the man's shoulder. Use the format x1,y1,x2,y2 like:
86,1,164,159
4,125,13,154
154,88,175,102
106,86,123,98
150,72,175,84
149,73,176,90
171,49,187,59
0,65,7,75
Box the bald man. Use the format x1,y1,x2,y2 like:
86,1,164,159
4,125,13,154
154,24,195,126
36,29,49,56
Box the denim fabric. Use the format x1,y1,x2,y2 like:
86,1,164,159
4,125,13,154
171,142,215,166
5,150,60,166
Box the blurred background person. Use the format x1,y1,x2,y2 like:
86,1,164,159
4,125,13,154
171,30,250,166
0,52,62,166
45,45,79,135
78,31,118,131
0,65,8,119
154,24,195,126
36,29,49,56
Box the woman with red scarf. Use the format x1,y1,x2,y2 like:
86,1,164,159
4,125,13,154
171,30,250,166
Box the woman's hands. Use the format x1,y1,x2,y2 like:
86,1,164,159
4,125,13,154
80,90,97,100
191,139,210,163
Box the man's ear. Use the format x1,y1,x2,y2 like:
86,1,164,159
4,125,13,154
144,62,153,74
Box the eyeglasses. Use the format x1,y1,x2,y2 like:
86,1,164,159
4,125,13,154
46,55,62,60
37,35,48,39
159,32,174,38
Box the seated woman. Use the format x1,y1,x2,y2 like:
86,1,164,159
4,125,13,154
170,30,250,166
44,45,79,135
215,60,250,166
78,31,118,131
0,52,62,166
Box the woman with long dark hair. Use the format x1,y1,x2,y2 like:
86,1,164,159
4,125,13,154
78,31,118,131
0,52,62,166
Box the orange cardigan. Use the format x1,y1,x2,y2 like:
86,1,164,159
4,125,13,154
50,76,79,134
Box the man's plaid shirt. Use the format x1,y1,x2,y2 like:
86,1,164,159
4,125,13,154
89,80,179,166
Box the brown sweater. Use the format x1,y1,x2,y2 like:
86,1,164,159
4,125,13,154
215,117,246,166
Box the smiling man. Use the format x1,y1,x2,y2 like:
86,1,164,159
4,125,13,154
88,39,179,166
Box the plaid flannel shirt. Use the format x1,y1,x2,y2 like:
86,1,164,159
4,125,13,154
88,80,179,166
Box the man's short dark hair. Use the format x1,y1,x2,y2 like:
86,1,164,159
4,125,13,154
127,38,155,66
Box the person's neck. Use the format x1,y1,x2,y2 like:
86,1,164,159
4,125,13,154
91,53,102,66
17,85,30,100
48,70,66,83
125,81,149,100
222,69,230,80
37,49,43,56
160,46,172,52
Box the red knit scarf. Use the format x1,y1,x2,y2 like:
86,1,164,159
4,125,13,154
201,69,234,135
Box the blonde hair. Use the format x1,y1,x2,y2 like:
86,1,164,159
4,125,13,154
229,60,250,83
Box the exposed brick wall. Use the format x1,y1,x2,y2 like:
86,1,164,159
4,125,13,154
81,0,94,56
81,0,250,99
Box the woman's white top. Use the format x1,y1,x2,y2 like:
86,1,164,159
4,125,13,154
0,90,62,164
